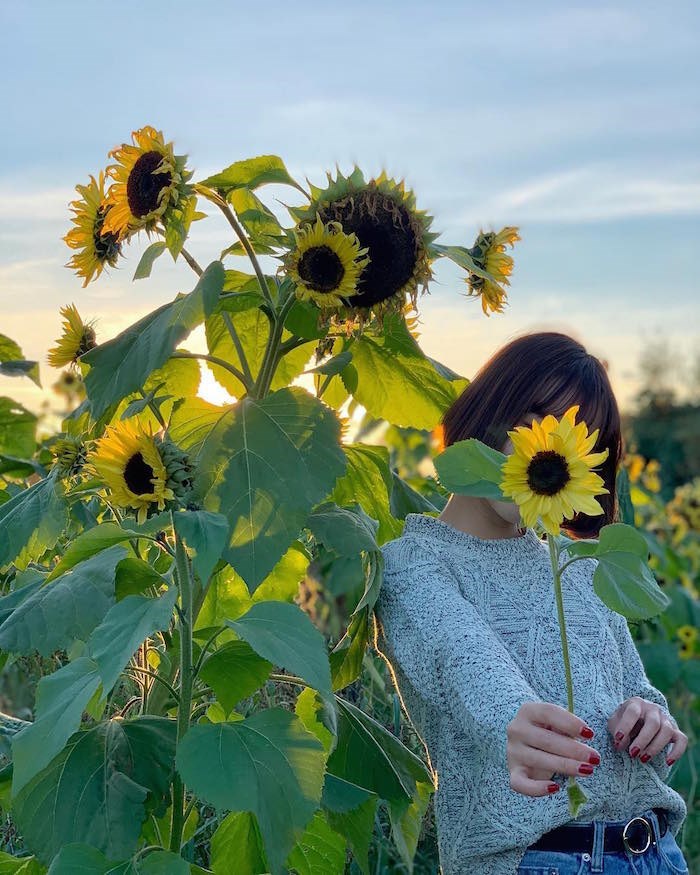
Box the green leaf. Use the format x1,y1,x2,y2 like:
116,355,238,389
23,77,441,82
175,708,326,875
0,336,40,389
0,335,22,361
326,697,433,803
0,851,45,873
229,188,283,239
434,438,507,500
83,261,225,418
173,510,229,584
329,444,402,543
210,811,267,875
306,502,379,556
597,522,649,559
341,315,467,429
200,156,299,194
133,242,167,280
15,718,177,865
196,386,347,592
46,522,143,582
0,476,68,570
284,810,346,875
615,465,635,527
433,243,504,285
0,546,126,656
389,472,439,518
0,398,36,458
115,557,166,600
283,300,328,341
226,600,333,700
11,657,102,796
306,351,352,376
322,775,377,875
138,851,190,875
199,640,272,713
87,586,178,694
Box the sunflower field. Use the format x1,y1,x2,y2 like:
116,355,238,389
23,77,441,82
0,126,696,873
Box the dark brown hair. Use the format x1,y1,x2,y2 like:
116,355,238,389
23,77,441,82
440,331,623,538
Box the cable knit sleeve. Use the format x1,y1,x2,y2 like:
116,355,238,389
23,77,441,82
374,536,542,768
608,608,679,781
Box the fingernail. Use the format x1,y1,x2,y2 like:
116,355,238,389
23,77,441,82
588,752,601,765
580,726,594,739
666,757,675,766
629,746,640,758
615,731,624,742
578,763,594,775
640,753,651,763
548,782,560,793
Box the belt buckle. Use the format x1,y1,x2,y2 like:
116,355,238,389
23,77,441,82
622,816,652,855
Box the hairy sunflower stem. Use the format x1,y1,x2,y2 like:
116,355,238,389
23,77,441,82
222,311,255,387
125,665,181,705
547,532,586,816
171,351,252,393
170,521,194,854
180,247,203,277
253,289,299,399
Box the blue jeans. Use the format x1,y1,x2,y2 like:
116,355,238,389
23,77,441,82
517,808,689,874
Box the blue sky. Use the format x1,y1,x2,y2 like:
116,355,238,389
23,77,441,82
1,0,698,417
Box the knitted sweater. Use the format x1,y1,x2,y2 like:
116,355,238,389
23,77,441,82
373,512,687,875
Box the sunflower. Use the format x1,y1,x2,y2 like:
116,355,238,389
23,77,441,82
283,216,369,310
102,125,190,240
63,171,122,286
51,436,87,478
47,304,97,368
500,404,609,536
289,168,439,319
465,226,520,316
88,420,174,524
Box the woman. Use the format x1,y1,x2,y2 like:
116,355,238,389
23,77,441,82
373,331,689,874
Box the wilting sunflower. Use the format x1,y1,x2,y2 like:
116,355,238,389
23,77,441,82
289,168,439,318
47,304,97,368
465,226,520,316
283,216,369,310
102,125,190,240
63,171,122,286
500,404,609,536
89,420,174,524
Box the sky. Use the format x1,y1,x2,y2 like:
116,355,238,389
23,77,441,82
1,0,699,422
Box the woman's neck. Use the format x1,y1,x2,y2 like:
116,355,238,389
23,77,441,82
438,494,524,540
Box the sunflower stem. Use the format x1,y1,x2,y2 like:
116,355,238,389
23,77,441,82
222,311,255,387
171,351,252,393
252,288,299,399
170,522,194,855
547,532,587,817
180,247,203,277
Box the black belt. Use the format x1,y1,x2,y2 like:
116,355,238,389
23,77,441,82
528,807,668,856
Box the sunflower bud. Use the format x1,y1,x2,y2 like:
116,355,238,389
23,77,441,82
156,436,196,505
51,435,87,478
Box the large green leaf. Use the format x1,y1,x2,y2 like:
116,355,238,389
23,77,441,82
0,476,67,570
15,718,177,865
321,775,377,875
0,546,126,656
0,398,36,459
329,444,402,543
0,335,40,388
11,657,102,796
87,585,178,693
284,810,346,875
210,811,267,875
82,261,224,418
226,600,333,700
340,315,467,429
200,155,299,194
173,509,229,585
306,503,379,557
326,697,433,804
0,851,45,873
46,523,142,582
175,708,326,875
48,845,189,875
434,438,507,500
199,640,272,713
196,386,346,591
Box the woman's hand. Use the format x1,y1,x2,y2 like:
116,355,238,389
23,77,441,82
607,697,688,765
506,701,601,797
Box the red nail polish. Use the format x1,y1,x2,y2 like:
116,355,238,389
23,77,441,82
640,753,650,763
630,746,640,758
578,763,594,775
588,753,601,765
580,726,594,739
615,731,624,742
666,757,675,766
548,783,560,793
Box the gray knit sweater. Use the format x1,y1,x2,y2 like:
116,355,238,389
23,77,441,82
373,512,687,875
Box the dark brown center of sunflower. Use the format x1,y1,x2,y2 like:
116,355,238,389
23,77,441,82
94,207,121,263
526,450,570,496
124,452,156,495
77,327,97,358
127,151,172,218
318,188,419,308
297,245,345,292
